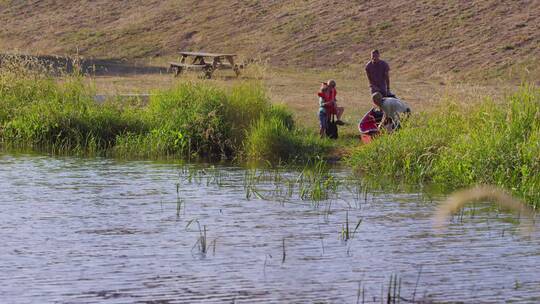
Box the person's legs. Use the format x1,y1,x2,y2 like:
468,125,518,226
319,112,328,138
336,106,344,120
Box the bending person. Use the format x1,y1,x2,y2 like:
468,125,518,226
359,108,383,135
371,92,410,131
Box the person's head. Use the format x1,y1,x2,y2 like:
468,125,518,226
371,49,380,63
327,79,336,88
372,92,383,106
320,82,328,91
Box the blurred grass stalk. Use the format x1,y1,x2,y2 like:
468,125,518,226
434,184,536,234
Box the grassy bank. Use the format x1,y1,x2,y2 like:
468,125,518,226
4,57,540,207
0,63,331,162
348,86,540,207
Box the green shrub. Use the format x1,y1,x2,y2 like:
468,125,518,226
245,112,330,162
0,73,144,152
143,82,231,157
0,61,326,162
245,115,297,162
263,103,295,130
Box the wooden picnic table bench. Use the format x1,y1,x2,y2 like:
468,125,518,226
169,51,241,79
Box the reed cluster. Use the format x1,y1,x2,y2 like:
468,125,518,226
348,86,540,207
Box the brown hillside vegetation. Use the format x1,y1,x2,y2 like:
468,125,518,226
0,0,538,81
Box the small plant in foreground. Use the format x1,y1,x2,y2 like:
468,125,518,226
386,273,402,304
340,210,362,241
186,219,212,255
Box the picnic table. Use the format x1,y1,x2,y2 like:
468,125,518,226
169,51,241,79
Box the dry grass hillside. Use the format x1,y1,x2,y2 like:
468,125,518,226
0,0,538,82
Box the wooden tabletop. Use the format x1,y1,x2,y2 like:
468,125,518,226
179,51,236,57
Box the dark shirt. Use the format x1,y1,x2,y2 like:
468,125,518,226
365,60,390,95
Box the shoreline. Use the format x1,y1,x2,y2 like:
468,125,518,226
1,56,539,206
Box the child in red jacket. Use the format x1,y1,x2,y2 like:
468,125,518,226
325,80,345,125
317,83,332,137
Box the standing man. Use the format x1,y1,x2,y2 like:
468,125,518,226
365,49,391,97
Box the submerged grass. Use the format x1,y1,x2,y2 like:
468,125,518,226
186,219,214,255
348,85,540,207
0,58,330,162
242,159,345,204
340,211,362,241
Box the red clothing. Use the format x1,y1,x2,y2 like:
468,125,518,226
318,88,337,115
328,87,337,102
359,109,379,134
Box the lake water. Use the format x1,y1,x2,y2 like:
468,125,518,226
1,154,539,303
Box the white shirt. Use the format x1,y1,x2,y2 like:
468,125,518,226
380,97,410,123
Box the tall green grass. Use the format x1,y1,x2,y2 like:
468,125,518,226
348,86,540,207
0,63,143,153
0,59,329,162
244,113,331,162
113,82,329,161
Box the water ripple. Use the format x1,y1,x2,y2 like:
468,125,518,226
0,153,539,303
